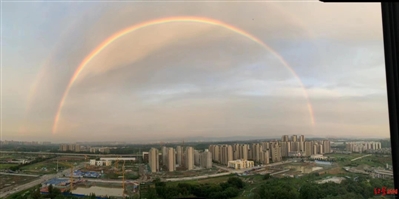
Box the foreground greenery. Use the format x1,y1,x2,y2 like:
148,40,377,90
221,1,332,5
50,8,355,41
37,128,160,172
4,185,110,199
5,173,394,199
252,174,394,199
140,176,245,199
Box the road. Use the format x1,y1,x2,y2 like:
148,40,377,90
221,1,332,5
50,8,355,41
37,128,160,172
0,172,39,177
270,169,290,176
0,151,142,157
0,163,84,198
214,160,291,172
351,154,372,161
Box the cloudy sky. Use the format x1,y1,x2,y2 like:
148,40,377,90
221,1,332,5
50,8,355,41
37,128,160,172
2,1,387,143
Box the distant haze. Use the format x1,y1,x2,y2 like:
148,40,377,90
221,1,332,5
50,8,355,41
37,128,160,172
2,2,388,142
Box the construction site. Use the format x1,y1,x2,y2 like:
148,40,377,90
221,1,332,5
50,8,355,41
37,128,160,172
39,158,141,198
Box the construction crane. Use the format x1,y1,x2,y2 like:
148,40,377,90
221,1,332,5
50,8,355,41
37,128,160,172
114,156,122,171
114,160,127,198
122,160,126,198
84,155,89,169
64,161,75,192
182,139,185,169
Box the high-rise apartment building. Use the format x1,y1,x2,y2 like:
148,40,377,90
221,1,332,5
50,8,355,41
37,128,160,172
194,150,200,166
185,147,194,170
240,144,249,160
200,150,212,169
299,141,305,152
305,141,313,156
282,135,289,142
233,144,240,160
162,146,168,166
251,143,262,162
291,135,297,142
261,149,270,165
149,148,159,173
299,135,305,142
167,148,176,172
209,145,220,162
323,140,331,154
220,145,233,165
313,143,318,155
281,142,289,157
176,146,182,166
271,142,282,162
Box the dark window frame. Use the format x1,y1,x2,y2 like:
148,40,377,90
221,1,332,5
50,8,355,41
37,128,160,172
382,2,399,196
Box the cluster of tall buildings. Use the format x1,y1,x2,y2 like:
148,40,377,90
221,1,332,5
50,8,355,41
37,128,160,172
208,135,331,165
58,144,110,153
346,142,382,153
148,146,212,173
147,135,331,172
1,140,51,145
59,144,81,152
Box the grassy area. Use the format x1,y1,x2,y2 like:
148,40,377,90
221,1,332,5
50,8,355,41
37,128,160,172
0,184,38,199
20,161,72,174
327,153,364,161
327,153,392,168
0,174,38,190
168,174,236,185
353,155,392,168
0,164,15,170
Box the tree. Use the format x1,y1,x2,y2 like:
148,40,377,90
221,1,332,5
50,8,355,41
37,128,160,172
227,177,244,189
263,174,271,180
89,193,96,199
223,187,239,198
144,188,158,199
30,186,42,199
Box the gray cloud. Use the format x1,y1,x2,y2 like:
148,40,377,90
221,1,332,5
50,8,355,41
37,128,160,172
2,2,389,142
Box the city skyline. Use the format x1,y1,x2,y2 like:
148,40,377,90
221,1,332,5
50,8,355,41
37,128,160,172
3,2,388,142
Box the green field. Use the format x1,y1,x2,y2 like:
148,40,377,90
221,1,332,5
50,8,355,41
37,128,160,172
352,155,392,168
327,153,365,161
327,153,392,168
168,174,235,186
20,161,72,174
0,164,15,170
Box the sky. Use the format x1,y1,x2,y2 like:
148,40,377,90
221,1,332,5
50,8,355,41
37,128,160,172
1,1,388,143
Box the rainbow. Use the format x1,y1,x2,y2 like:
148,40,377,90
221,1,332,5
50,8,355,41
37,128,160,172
52,16,315,134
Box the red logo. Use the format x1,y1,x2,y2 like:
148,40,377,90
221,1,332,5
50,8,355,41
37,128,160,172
374,187,398,195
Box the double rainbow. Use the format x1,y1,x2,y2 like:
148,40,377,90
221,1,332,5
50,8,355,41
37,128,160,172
52,16,315,134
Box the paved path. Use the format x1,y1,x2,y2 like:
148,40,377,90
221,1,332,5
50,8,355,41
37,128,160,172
351,154,372,161
0,172,39,177
270,169,290,176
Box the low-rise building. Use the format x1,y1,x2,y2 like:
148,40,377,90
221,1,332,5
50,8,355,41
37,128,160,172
228,159,254,170
89,159,112,166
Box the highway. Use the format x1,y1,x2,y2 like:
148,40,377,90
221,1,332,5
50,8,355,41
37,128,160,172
0,151,142,157
0,163,84,198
